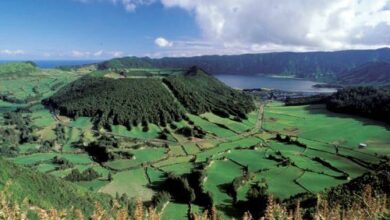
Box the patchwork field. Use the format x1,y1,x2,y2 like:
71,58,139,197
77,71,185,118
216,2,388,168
1,66,389,219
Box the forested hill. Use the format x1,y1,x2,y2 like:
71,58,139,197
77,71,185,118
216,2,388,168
0,157,112,217
97,48,390,81
337,61,390,86
43,67,255,129
327,87,390,124
0,61,37,77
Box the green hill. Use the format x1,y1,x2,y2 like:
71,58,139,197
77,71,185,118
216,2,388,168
163,66,255,118
97,48,390,81
337,61,390,85
0,157,112,216
43,67,255,129
0,62,37,77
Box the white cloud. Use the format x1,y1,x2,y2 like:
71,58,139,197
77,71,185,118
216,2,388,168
154,37,173,48
161,0,390,51
109,51,124,57
76,0,155,12
70,50,124,58
0,49,25,55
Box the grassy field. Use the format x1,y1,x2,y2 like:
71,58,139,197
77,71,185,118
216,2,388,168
1,66,390,219
203,160,243,218
100,168,154,201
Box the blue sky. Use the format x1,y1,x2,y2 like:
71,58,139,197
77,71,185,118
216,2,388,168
0,0,199,59
0,0,389,60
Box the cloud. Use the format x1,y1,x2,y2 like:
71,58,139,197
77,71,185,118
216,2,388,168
161,0,390,51
70,50,124,58
154,37,173,48
0,49,25,55
76,0,156,12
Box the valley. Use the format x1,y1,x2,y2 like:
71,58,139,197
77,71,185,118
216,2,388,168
0,62,389,219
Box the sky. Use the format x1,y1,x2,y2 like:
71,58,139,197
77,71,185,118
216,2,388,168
0,0,389,60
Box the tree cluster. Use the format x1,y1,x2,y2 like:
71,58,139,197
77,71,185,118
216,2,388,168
43,76,186,129
51,156,74,170
64,168,101,182
163,67,255,119
3,112,36,144
327,87,390,123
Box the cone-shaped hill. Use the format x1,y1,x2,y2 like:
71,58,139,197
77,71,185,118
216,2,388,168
43,66,255,130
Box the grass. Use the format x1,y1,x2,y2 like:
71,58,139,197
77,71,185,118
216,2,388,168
18,143,39,153
146,166,165,184
77,179,109,192
168,145,186,156
105,148,167,170
161,202,188,220
304,149,369,178
0,157,112,217
2,65,390,219
11,153,57,165
188,114,236,138
100,168,154,201
226,149,277,172
264,103,390,151
154,156,193,167
182,143,200,155
254,166,307,200
203,160,242,208
160,163,193,176
196,137,262,162
296,172,346,193
201,112,251,133
60,153,93,164
35,163,57,173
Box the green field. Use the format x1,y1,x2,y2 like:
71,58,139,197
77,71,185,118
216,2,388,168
1,65,389,219
100,168,154,201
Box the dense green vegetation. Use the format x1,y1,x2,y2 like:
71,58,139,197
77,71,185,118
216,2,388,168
0,61,37,77
327,87,390,123
98,48,390,81
44,76,185,129
0,61,389,219
338,61,390,85
44,67,255,131
163,66,255,119
0,157,112,216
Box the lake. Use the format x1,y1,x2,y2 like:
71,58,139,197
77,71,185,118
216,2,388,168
215,74,336,93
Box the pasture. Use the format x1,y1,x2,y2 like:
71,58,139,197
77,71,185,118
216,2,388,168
1,66,389,219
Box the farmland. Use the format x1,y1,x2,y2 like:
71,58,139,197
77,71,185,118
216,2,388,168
0,63,389,219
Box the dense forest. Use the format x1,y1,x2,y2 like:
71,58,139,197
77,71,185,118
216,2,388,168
327,87,390,123
337,61,390,85
163,67,255,119
97,48,390,81
44,67,255,129
43,76,186,129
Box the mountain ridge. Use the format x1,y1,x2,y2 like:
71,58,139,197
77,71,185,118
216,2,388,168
97,48,390,81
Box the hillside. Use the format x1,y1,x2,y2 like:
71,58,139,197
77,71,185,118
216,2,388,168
0,62,37,77
1,62,390,219
163,67,255,118
97,48,390,81
337,61,390,85
44,67,255,129
43,76,186,129
327,87,390,124
0,157,111,217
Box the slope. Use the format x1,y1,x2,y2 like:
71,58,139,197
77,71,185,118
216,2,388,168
337,61,390,85
97,48,390,81
0,157,112,216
